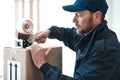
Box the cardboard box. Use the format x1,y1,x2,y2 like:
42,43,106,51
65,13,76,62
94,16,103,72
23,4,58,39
4,46,62,80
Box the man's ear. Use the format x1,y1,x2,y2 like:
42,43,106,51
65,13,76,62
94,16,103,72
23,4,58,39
93,11,102,22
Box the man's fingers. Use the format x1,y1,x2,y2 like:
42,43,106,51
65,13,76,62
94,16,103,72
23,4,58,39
45,48,52,56
26,46,32,51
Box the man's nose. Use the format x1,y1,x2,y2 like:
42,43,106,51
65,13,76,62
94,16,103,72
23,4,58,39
73,15,77,23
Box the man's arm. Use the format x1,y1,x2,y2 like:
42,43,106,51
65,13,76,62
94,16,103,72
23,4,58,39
48,26,81,51
40,62,78,80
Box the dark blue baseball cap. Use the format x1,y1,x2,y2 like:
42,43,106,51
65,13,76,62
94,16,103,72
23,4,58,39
62,0,108,15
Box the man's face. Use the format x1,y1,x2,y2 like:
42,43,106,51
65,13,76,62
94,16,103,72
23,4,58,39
73,10,95,35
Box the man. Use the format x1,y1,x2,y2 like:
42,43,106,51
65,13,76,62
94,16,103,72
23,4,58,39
28,0,120,80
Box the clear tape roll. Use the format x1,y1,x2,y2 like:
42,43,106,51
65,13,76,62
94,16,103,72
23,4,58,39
16,19,34,34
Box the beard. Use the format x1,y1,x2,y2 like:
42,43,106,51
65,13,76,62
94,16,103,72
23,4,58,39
76,15,95,35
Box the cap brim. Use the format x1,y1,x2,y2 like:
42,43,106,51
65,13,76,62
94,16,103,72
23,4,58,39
62,5,85,12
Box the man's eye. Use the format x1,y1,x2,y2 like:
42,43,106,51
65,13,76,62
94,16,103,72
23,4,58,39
76,13,82,17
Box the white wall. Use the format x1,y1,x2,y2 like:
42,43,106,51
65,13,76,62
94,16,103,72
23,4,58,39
0,0,15,79
111,0,120,40
106,0,120,41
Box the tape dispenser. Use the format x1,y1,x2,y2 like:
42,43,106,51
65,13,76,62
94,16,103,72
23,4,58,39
16,19,35,48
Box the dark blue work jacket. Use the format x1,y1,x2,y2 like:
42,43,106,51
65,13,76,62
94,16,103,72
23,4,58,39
40,20,120,80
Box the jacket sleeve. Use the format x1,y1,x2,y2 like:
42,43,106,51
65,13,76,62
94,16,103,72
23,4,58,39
39,39,120,80
48,26,82,51
40,63,80,80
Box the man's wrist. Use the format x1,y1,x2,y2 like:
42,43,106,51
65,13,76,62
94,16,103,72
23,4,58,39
38,61,47,69
48,26,57,38
39,62,50,74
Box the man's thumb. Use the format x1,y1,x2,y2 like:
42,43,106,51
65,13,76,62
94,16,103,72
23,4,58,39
45,48,52,56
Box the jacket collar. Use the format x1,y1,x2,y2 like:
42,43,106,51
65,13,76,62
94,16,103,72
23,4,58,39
77,20,107,52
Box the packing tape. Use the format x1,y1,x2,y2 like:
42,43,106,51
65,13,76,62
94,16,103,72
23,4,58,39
16,19,34,34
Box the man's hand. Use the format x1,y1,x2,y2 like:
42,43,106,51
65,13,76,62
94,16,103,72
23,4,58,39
27,44,51,69
35,30,50,43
